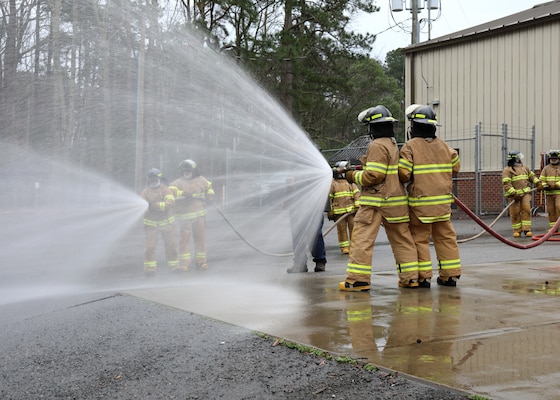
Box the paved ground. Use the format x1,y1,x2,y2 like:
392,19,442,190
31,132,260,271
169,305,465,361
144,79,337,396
1,208,559,399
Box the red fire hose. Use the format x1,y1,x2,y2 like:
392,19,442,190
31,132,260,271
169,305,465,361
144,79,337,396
453,195,560,249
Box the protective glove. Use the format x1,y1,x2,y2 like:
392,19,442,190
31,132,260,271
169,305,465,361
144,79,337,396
327,211,335,221
345,170,355,184
536,181,545,191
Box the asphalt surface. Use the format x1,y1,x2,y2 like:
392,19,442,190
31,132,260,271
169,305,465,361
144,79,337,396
1,292,471,400
1,209,557,399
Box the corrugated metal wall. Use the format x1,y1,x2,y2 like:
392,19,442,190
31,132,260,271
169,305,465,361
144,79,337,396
405,22,560,173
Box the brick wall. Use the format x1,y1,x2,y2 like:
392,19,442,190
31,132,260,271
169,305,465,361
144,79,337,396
455,171,545,214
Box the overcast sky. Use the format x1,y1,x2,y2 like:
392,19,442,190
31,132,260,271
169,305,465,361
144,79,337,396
352,0,544,61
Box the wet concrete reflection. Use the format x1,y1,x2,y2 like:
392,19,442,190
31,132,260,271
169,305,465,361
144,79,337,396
128,258,560,400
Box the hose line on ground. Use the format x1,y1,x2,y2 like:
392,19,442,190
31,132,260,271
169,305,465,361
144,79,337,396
212,202,349,257
453,195,560,249
211,202,293,257
456,188,538,243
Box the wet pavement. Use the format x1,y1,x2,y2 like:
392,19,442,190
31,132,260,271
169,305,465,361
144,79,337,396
127,211,560,400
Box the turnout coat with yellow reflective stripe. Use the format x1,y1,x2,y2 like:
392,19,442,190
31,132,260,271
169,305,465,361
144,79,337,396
539,163,560,195
141,184,175,227
329,178,360,215
502,165,539,197
398,137,460,223
169,176,215,220
349,137,409,223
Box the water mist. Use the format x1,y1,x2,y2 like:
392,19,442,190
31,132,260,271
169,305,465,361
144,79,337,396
0,4,332,305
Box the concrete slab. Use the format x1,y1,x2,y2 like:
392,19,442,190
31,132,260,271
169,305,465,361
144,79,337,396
128,256,560,400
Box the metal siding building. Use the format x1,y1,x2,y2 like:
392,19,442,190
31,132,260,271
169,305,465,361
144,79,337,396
402,1,560,213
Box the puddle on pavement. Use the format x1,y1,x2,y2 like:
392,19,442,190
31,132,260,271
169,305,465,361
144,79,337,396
128,261,560,400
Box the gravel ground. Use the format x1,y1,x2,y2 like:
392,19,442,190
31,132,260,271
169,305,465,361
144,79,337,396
1,293,473,400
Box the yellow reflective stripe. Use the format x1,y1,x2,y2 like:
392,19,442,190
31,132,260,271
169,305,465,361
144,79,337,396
360,195,409,207
418,261,432,272
346,263,372,275
451,154,460,167
438,259,461,270
333,206,355,214
332,191,354,198
175,210,207,220
418,214,451,223
354,171,364,186
365,161,388,174
339,240,350,247
413,163,452,174
397,261,418,273
386,165,398,175
408,194,454,206
143,217,175,226
399,158,413,172
511,174,529,181
385,215,410,223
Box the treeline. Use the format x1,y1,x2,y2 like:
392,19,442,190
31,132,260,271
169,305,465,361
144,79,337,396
0,0,404,186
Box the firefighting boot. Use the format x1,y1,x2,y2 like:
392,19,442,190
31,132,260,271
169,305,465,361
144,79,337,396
418,279,431,288
339,281,370,292
513,232,521,238
196,263,208,270
524,230,533,237
341,247,350,254
437,276,459,287
398,279,419,288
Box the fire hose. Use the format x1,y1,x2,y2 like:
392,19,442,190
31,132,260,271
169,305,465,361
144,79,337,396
212,191,559,257
456,188,535,243
322,212,351,237
211,202,294,257
453,194,560,249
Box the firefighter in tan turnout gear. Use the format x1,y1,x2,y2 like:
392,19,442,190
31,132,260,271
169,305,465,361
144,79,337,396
398,104,462,287
538,150,560,232
141,168,178,275
502,150,541,237
337,105,420,292
169,159,215,271
329,162,360,254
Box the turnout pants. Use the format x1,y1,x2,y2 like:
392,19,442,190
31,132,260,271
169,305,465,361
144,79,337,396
335,213,354,249
346,206,418,285
178,217,207,267
144,224,178,271
409,213,461,280
508,194,532,233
